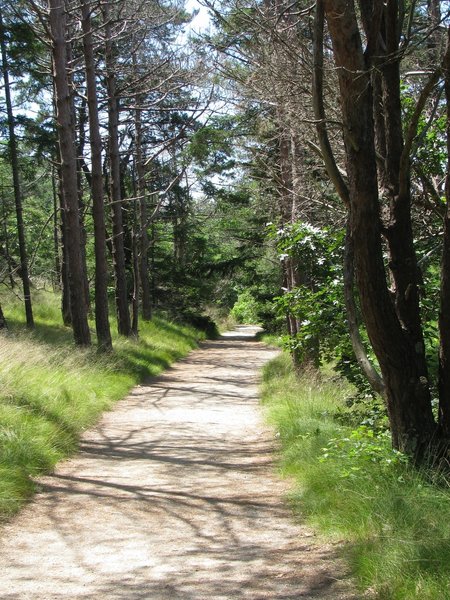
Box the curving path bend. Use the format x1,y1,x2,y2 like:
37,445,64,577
0,326,356,599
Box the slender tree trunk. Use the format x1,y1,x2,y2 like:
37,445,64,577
49,0,90,345
0,8,34,329
132,67,152,320
103,1,131,336
323,0,436,457
131,191,139,337
138,172,152,320
314,4,376,376
379,5,428,383
51,164,61,291
428,0,441,52
66,39,90,313
344,220,385,397
2,191,16,288
52,89,71,324
277,117,305,367
58,166,72,326
438,27,450,436
0,302,7,329
75,101,91,312
81,0,112,352
372,68,388,189
312,0,349,206
151,220,156,306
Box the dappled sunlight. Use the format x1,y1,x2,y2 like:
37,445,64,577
0,331,355,599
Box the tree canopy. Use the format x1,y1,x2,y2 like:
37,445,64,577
2,0,450,461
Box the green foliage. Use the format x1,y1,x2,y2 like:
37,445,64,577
320,426,407,478
401,80,446,181
262,352,450,599
269,221,350,360
188,119,236,174
0,290,204,520
179,310,219,339
268,220,383,394
230,289,261,324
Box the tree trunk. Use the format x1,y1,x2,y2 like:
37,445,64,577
0,302,7,329
52,89,71,325
427,0,442,52
277,116,308,367
131,192,139,337
379,5,428,384
51,164,61,291
139,185,152,321
49,0,91,346
133,79,152,321
323,0,436,457
76,102,91,312
103,1,131,337
58,166,72,326
438,27,450,436
81,0,112,352
344,220,385,397
0,8,34,329
2,193,16,288
312,0,349,206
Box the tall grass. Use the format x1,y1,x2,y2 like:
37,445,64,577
261,352,450,600
0,290,205,519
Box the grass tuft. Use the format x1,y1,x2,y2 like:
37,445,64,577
0,290,205,520
261,352,450,600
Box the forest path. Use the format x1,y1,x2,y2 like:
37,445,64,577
0,326,355,599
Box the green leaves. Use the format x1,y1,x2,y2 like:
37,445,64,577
320,426,408,479
269,220,349,365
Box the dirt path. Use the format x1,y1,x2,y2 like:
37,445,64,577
0,327,355,599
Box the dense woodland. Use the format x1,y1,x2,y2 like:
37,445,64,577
1,0,450,465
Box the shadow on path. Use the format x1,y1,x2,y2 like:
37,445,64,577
0,326,355,599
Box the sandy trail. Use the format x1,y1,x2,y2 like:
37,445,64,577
0,326,355,599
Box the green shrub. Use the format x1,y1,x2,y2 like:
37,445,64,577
230,290,261,324
180,311,219,339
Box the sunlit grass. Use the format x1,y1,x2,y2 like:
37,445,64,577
0,289,204,519
261,352,450,600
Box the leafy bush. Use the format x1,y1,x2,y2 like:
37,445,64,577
230,290,262,324
180,311,219,339
320,426,408,479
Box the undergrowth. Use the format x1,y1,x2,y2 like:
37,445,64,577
0,290,205,520
261,352,450,600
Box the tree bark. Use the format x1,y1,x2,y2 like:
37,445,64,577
2,195,16,288
0,302,7,329
378,4,429,383
51,164,61,291
58,165,72,326
131,191,139,337
74,97,91,312
323,0,436,457
277,117,302,367
49,0,91,345
0,8,34,329
438,27,450,436
81,0,112,351
344,221,385,397
133,69,152,321
312,0,349,207
103,1,131,337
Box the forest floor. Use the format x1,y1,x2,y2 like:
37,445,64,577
0,326,356,599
